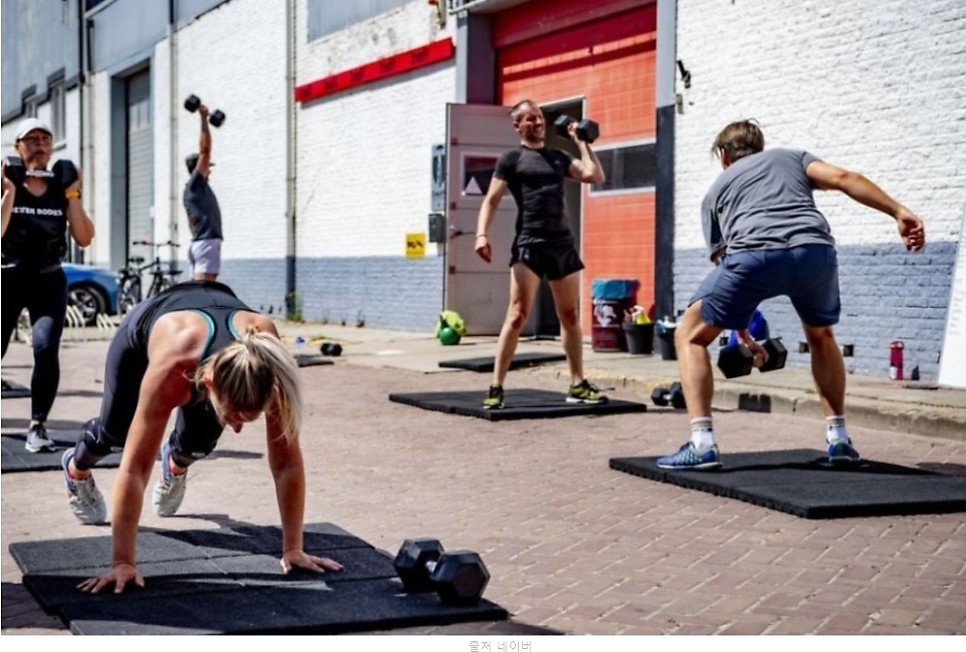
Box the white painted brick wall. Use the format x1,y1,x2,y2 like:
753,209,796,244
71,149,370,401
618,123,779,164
295,0,456,258
152,42,173,254
163,0,290,262
60,88,81,169
90,71,113,265
675,0,966,251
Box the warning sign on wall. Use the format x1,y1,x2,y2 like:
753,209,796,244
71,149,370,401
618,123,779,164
406,232,427,259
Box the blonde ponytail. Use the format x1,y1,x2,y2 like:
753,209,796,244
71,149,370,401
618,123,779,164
194,329,303,442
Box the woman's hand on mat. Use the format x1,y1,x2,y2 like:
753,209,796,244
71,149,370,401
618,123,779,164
280,549,344,574
78,563,145,594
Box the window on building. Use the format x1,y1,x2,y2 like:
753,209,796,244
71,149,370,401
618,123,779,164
49,82,66,143
590,142,657,194
307,0,409,41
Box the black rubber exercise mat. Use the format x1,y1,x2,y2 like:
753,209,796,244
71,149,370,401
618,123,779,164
389,388,647,421
438,352,567,372
1,431,123,474
2,378,30,399
610,448,966,519
0,435,252,474
9,522,508,635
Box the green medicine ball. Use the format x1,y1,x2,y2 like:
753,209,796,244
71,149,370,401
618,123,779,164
438,326,461,346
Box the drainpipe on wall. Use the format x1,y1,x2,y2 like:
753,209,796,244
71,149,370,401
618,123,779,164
654,0,677,320
285,0,298,319
168,0,180,264
77,0,86,263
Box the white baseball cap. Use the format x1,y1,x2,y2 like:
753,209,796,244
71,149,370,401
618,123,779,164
15,117,53,142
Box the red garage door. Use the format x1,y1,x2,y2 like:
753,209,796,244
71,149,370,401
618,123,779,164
494,0,657,333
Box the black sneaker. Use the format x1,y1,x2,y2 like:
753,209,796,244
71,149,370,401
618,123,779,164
483,384,504,409
566,379,608,404
25,423,56,453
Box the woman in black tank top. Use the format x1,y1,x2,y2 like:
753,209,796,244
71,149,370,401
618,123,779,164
58,282,343,593
1,119,95,455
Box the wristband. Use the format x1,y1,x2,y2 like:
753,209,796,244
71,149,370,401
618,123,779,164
65,189,81,201
475,234,488,239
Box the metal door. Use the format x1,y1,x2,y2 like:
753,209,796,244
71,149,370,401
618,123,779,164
126,69,153,267
444,103,520,335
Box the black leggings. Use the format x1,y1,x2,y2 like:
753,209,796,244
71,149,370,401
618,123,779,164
71,299,225,471
1,267,67,422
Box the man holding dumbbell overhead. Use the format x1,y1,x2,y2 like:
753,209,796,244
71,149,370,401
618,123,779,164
183,101,223,281
1,118,95,453
657,119,925,470
475,99,606,409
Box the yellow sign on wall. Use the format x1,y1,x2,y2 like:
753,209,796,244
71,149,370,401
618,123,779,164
405,232,426,259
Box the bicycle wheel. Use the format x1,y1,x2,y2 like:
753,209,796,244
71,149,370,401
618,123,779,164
146,274,164,298
118,278,141,315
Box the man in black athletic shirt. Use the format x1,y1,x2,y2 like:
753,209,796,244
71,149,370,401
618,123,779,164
474,100,606,409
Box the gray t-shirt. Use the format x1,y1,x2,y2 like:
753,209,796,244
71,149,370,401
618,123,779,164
701,148,834,259
183,171,222,241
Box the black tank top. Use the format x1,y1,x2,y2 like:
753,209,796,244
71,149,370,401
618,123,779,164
2,183,68,271
131,281,255,360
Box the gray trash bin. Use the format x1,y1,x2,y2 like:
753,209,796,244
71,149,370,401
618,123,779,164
655,318,677,361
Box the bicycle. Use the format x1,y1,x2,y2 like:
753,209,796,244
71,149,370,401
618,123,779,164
117,240,183,315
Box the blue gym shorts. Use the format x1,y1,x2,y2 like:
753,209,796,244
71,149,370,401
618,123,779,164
691,244,841,330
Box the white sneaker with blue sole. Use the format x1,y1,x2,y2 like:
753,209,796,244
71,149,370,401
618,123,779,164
62,448,108,524
152,442,188,517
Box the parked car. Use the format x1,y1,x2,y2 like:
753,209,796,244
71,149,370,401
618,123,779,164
64,262,119,326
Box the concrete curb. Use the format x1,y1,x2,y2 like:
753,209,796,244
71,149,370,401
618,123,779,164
536,367,966,444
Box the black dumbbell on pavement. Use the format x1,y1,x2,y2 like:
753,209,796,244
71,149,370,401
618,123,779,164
393,537,490,606
184,94,226,128
651,381,686,409
554,114,600,144
4,156,79,189
717,338,788,379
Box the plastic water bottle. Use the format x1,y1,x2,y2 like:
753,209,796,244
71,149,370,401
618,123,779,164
889,340,904,380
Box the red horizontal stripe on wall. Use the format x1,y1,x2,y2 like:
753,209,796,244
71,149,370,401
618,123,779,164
294,38,455,103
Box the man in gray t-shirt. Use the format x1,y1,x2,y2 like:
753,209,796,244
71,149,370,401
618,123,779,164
183,103,222,281
657,120,925,472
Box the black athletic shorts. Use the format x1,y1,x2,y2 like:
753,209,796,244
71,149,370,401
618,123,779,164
510,241,584,280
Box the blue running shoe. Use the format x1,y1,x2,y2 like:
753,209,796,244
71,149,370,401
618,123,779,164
827,438,860,465
656,442,721,470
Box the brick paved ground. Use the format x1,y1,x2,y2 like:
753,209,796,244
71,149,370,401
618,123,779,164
2,334,964,636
